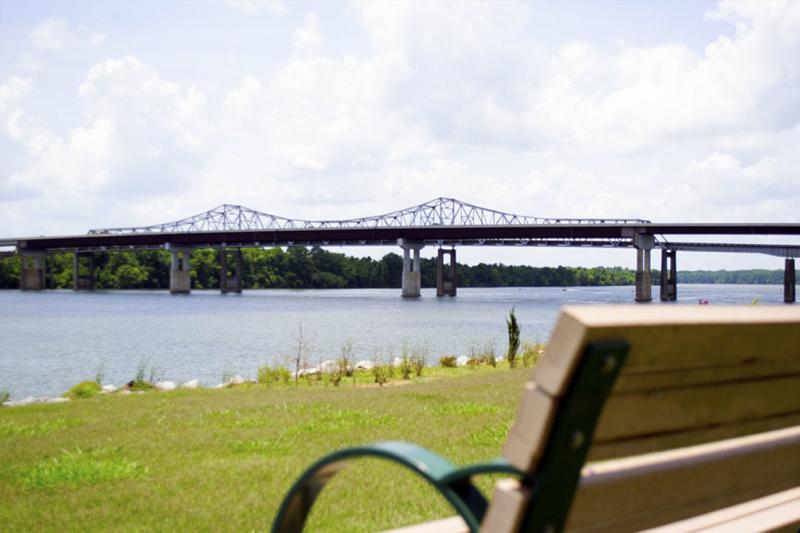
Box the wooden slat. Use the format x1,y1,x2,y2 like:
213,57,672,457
533,306,800,398
614,359,800,393
641,486,800,533
480,478,530,532
528,306,800,461
382,516,467,533
590,412,800,460
502,383,557,472
566,426,800,532
593,374,800,442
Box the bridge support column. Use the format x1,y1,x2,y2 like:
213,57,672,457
73,252,95,291
660,249,677,301
634,234,654,303
168,247,193,294
398,239,423,298
785,258,796,304
220,249,243,294
20,251,45,291
436,248,457,297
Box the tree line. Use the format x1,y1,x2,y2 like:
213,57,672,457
0,247,788,290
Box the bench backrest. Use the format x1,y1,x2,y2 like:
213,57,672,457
487,305,800,532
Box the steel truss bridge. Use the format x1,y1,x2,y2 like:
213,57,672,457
4,197,799,253
3,197,798,301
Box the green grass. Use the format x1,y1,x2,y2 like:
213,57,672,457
0,365,530,532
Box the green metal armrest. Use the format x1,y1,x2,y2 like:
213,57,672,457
271,441,522,533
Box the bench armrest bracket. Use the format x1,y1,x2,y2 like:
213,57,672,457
272,442,515,533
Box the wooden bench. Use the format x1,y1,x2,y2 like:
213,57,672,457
272,306,800,532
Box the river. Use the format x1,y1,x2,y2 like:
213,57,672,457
0,284,794,400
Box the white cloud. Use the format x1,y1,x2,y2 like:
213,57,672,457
223,0,287,16
0,77,32,114
29,17,105,52
1,0,798,267
293,13,323,53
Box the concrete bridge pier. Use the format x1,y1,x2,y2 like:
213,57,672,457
660,249,677,301
785,258,796,303
436,248,457,297
220,249,243,294
634,234,654,302
168,247,193,294
20,251,46,291
398,239,423,298
73,252,96,291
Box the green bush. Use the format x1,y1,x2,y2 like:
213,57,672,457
65,381,102,400
439,355,457,368
0,388,9,406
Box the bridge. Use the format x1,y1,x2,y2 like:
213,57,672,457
2,198,798,302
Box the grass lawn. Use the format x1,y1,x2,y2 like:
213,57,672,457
0,366,530,532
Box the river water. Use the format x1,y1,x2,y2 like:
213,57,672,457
0,284,794,400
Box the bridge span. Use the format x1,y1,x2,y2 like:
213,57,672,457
3,198,799,302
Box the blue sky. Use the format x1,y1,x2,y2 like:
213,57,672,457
1,0,798,269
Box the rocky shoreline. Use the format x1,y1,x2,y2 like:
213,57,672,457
0,354,498,408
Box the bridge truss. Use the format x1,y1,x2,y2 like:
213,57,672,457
88,197,650,235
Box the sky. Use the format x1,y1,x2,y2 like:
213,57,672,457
0,0,798,270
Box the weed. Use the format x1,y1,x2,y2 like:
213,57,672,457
435,403,499,416
94,364,105,386
230,438,291,457
64,381,102,400
0,387,9,406
0,419,79,439
22,447,147,488
522,341,545,368
468,422,511,447
291,322,313,385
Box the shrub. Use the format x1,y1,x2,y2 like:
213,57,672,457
468,343,496,367
129,361,156,391
410,355,425,377
522,341,545,368
331,340,355,386
399,356,413,380
0,388,9,406
372,361,390,386
257,365,291,386
439,355,457,368
65,381,102,400
506,307,520,368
